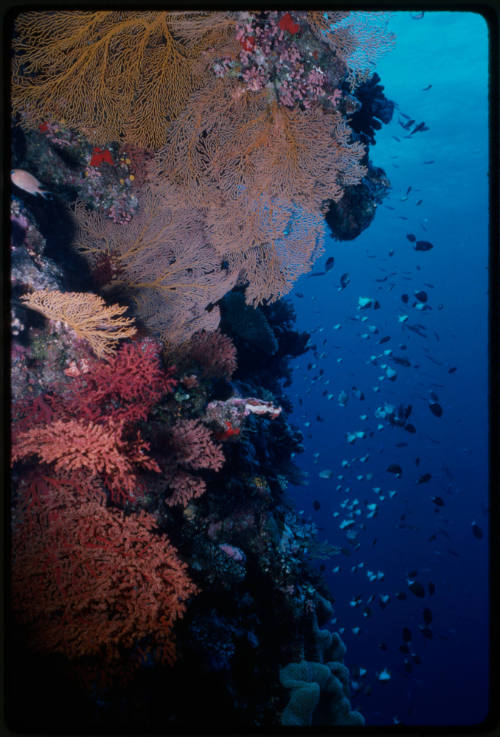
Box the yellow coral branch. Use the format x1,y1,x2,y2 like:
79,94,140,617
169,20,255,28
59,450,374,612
20,289,136,359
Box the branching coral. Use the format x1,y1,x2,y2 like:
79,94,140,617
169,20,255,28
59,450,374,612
11,418,159,504
65,338,177,424
20,289,136,359
12,10,238,148
73,186,239,344
12,476,198,667
164,419,225,507
183,328,237,380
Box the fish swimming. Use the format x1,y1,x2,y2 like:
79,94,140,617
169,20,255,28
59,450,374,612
11,169,51,198
414,240,434,251
387,464,403,477
408,580,425,598
429,401,443,418
417,473,432,484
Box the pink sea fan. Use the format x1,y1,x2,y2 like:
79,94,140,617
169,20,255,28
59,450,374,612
169,419,224,471
185,328,237,380
164,419,225,508
164,469,206,508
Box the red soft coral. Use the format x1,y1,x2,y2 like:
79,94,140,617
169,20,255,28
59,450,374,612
12,478,198,670
67,338,177,424
12,418,159,504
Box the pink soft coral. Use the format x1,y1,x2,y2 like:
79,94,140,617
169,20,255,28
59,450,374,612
164,419,224,507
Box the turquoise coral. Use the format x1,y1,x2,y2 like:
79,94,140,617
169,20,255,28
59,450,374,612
279,659,365,726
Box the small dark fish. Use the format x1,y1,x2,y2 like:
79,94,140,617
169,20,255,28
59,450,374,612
372,538,378,546
411,11,424,19
313,500,321,511
412,654,422,664
419,626,433,639
422,84,432,91
296,292,304,298
415,240,434,251
374,300,381,309
378,642,388,651
448,366,457,374
404,423,416,434
424,354,443,366
398,216,409,220
408,580,425,598
308,271,326,277
416,199,423,206
428,582,435,595
387,464,403,477
392,356,411,366
414,290,428,302
392,135,401,142
429,401,443,417
388,249,395,257
432,496,445,506
316,415,324,422
423,160,435,164
415,457,420,466
325,256,335,271
472,522,483,539
446,549,460,557
400,644,410,654
395,592,407,600
402,627,412,642
339,273,351,290
379,335,391,344
408,570,418,578
376,275,389,282
399,117,415,130
395,442,408,448
406,186,412,195
418,473,432,484
401,294,409,303
406,233,416,242
410,121,429,135
406,324,427,337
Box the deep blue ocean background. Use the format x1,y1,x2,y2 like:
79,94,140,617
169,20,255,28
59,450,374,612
285,12,489,726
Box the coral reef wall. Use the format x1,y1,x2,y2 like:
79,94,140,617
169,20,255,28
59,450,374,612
9,10,394,730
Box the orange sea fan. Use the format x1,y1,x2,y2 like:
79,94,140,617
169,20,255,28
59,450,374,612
20,289,136,359
12,10,238,148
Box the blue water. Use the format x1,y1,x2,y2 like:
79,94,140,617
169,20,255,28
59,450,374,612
286,11,489,726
